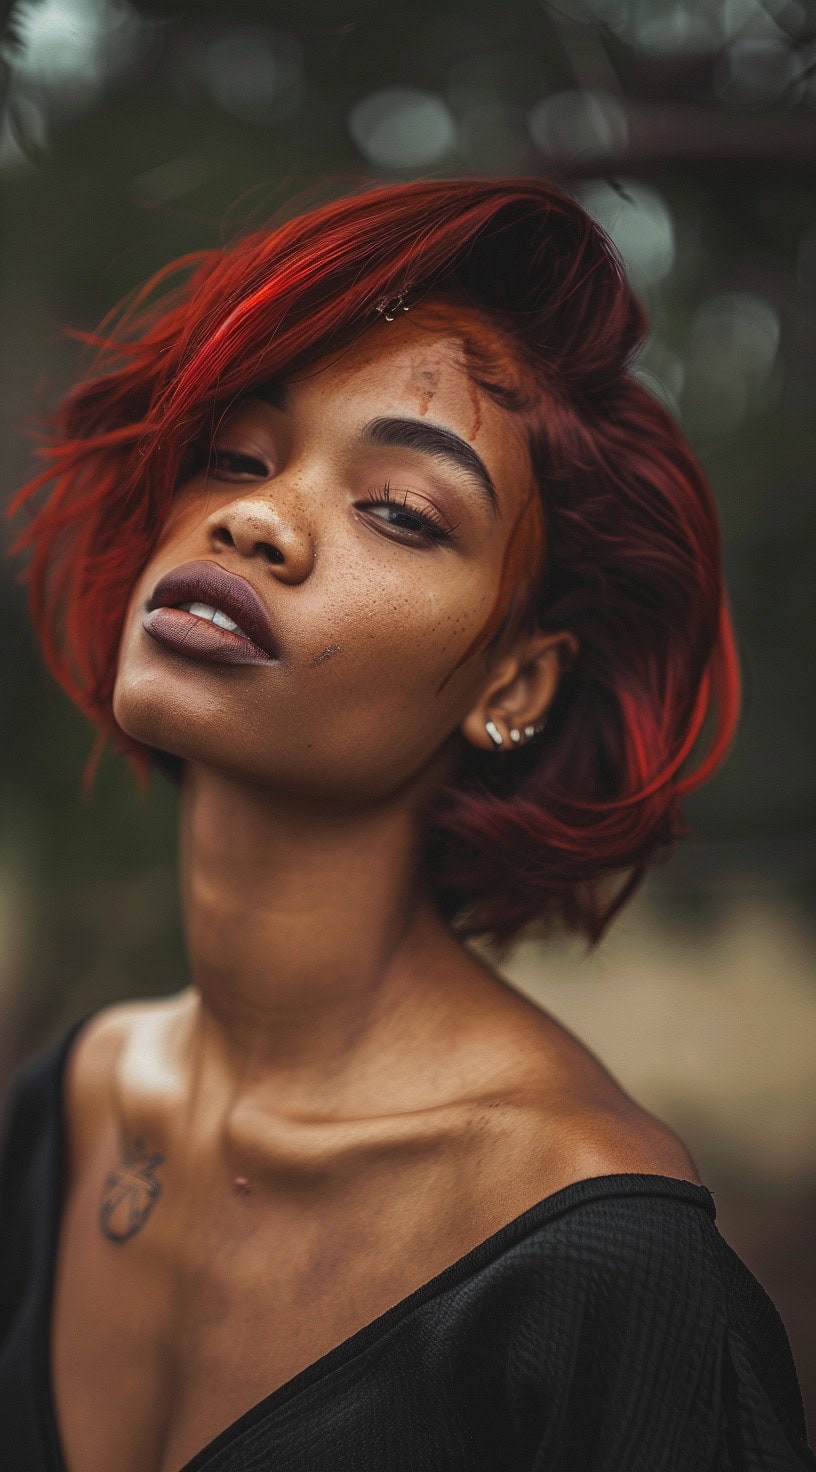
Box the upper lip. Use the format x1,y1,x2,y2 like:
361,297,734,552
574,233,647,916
146,560,279,659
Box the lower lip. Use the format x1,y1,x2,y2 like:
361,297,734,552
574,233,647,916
142,608,276,665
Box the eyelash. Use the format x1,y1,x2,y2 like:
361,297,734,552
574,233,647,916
200,450,458,547
360,481,458,545
205,447,269,479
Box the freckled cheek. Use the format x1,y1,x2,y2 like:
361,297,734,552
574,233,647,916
316,570,487,701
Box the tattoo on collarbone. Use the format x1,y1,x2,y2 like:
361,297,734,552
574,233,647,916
99,1138,165,1243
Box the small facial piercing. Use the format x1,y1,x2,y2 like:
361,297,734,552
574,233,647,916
523,725,536,738
232,1176,251,1195
375,291,411,321
509,728,521,743
485,720,504,747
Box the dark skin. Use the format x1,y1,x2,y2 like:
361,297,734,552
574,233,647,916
50,304,701,1472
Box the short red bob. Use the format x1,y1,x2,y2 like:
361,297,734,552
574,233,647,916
5,176,741,954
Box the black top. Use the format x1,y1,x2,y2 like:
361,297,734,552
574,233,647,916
1,1010,814,1472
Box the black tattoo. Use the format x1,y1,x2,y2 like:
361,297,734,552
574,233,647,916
99,1138,165,1243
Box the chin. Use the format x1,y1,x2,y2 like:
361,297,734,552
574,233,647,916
111,662,201,764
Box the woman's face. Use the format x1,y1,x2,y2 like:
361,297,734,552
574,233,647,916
113,302,544,803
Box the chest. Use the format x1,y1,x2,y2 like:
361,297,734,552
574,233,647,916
49,1106,545,1472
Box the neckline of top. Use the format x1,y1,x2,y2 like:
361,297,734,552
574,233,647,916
38,1005,716,1472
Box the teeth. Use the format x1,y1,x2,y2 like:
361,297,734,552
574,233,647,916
178,602,250,639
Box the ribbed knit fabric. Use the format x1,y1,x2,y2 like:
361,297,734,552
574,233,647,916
1,1012,814,1472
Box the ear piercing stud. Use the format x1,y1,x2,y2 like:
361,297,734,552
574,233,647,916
484,716,547,750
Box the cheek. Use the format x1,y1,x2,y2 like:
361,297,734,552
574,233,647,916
319,555,489,688
295,556,493,765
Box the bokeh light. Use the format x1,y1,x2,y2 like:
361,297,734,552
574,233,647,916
528,91,629,162
348,87,457,169
577,179,676,287
177,27,304,126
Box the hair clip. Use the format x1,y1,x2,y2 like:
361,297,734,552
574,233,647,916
374,290,411,322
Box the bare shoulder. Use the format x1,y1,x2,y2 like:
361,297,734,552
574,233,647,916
456,965,705,1195
64,991,190,1158
526,1013,704,1188
482,1066,705,1203
484,1069,706,1205
551,1097,706,1189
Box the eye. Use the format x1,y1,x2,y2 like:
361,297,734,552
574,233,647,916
359,481,458,546
207,447,271,481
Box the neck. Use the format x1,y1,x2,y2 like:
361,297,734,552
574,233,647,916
176,760,463,1107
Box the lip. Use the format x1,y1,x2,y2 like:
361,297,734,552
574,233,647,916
143,560,279,664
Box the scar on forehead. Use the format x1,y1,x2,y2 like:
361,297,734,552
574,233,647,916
416,335,486,440
464,376,482,441
407,365,440,417
312,642,341,665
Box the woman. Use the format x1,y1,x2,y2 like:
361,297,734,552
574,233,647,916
1,177,813,1472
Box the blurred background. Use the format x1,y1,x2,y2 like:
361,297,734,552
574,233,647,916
0,0,814,1438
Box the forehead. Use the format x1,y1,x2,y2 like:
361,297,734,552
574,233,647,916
299,301,519,407
279,303,534,501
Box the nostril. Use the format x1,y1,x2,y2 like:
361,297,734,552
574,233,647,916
263,544,285,565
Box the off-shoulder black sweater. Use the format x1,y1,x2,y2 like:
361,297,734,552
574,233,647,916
1,1010,814,1471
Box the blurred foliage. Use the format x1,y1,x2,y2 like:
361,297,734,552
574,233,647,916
1,0,815,1038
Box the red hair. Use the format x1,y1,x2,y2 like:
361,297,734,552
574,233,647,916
4,176,741,952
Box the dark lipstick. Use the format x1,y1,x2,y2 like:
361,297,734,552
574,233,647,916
142,560,279,666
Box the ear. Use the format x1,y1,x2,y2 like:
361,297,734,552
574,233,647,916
461,629,579,752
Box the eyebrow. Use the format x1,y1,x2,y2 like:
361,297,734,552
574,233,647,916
361,416,499,517
248,392,500,517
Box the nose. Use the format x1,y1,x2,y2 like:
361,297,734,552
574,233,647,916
204,492,314,586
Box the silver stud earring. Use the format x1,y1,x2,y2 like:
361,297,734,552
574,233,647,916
521,716,548,744
509,728,521,743
485,720,504,748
